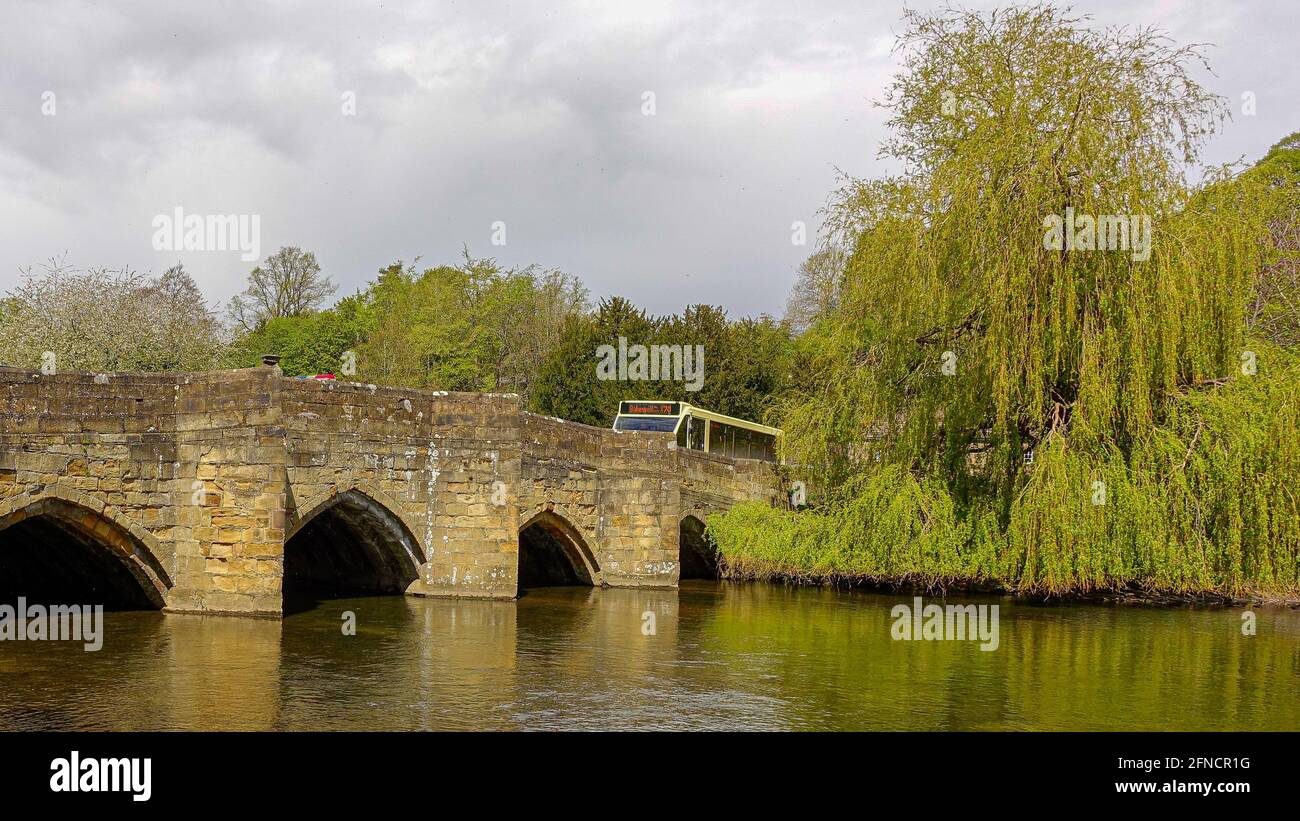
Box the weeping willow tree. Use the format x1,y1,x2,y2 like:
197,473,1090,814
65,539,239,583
711,4,1300,599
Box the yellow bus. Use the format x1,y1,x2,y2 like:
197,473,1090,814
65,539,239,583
611,400,782,462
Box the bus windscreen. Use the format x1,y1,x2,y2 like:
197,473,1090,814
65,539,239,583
614,416,678,432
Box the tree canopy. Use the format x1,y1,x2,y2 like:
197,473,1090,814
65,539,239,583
0,259,227,372
228,246,336,333
711,4,1300,599
530,297,793,427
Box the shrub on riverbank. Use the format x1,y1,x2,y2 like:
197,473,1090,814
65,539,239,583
710,342,1300,599
709,465,991,586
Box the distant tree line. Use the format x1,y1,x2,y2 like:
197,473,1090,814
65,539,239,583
0,245,796,428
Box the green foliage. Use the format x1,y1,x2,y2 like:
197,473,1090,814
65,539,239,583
227,294,370,376
711,5,1300,600
530,297,656,426
1241,131,1300,348
708,466,986,586
235,252,588,393
529,298,794,427
713,343,1300,598
228,246,336,333
667,309,794,423
351,254,587,395
1252,131,1300,180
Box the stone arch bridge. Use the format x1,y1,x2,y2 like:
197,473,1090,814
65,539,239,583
0,365,782,616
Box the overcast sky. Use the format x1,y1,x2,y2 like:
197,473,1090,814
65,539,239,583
1,0,1295,319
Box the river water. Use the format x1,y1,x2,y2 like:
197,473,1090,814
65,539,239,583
2,582,1297,730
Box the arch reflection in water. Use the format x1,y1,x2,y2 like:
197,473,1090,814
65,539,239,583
159,613,283,730
276,596,522,731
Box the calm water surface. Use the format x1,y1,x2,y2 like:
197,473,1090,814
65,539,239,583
2,582,1297,730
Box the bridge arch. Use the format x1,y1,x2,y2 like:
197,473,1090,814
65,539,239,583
678,513,720,579
518,509,601,589
0,491,171,608
283,485,423,605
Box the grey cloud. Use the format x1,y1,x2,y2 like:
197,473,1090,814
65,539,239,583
0,0,1295,319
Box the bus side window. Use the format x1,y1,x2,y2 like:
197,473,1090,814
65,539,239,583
712,422,733,457
687,416,705,450
737,427,752,459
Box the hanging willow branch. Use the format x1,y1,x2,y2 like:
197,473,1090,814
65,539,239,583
713,3,1300,600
